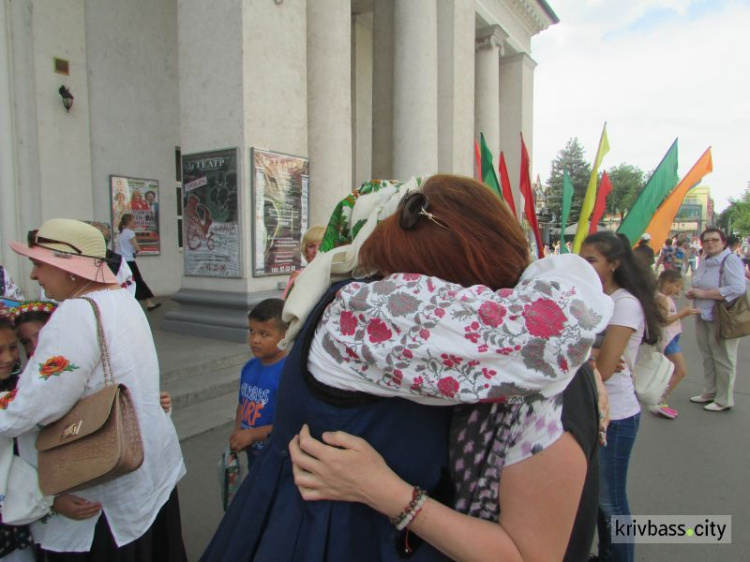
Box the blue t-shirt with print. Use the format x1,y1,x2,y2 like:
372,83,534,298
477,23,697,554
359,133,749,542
238,356,286,451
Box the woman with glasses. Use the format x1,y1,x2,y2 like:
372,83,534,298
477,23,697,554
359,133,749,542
203,175,613,561
685,227,747,412
1,219,187,561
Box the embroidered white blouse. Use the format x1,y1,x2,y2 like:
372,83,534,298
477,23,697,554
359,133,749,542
309,254,614,405
0,289,185,552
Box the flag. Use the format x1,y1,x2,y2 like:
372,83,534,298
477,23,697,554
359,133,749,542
520,134,543,258
498,152,517,218
572,123,610,253
560,167,573,253
589,171,612,234
617,139,680,245
642,147,712,252
474,139,482,182
479,133,503,199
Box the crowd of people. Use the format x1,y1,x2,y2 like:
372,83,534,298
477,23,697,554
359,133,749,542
0,175,747,562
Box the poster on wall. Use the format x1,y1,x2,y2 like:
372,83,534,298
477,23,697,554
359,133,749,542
181,148,241,277
251,148,309,277
110,176,160,255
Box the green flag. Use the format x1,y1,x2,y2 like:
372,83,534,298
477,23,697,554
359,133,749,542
560,167,573,253
616,139,679,245
479,133,503,199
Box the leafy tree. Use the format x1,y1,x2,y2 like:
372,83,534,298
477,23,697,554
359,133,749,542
607,164,645,220
545,138,591,225
718,188,750,235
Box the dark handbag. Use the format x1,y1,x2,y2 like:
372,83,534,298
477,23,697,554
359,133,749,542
35,298,144,495
714,255,750,340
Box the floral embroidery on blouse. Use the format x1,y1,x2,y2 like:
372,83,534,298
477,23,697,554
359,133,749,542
38,356,79,379
315,271,609,403
0,388,18,410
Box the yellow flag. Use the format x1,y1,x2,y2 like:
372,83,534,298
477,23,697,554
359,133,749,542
642,148,713,252
573,124,610,253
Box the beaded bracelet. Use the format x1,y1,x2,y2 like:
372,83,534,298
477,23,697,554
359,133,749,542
390,486,428,531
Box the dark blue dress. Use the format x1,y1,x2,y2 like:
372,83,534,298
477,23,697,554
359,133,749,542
201,282,452,561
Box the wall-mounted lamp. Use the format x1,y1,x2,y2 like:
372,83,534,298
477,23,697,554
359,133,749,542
58,85,74,113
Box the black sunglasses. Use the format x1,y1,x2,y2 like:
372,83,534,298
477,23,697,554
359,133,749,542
27,230,83,255
398,192,449,231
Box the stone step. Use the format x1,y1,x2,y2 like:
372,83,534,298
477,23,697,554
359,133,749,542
163,362,242,410
172,390,237,442
160,349,248,385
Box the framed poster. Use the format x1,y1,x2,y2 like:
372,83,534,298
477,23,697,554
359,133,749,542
251,148,309,277
181,148,241,277
110,176,160,255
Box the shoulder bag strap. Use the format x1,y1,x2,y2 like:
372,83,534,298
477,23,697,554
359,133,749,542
81,297,115,387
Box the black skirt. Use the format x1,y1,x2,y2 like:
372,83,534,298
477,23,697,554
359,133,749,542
43,489,186,562
126,261,154,302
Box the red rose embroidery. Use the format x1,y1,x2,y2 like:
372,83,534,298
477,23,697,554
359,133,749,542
523,299,567,338
403,348,414,359
410,376,424,391
38,356,79,379
437,376,459,398
419,329,430,340
434,308,446,318
0,388,18,410
402,273,421,281
366,318,392,343
478,301,507,327
340,311,357,336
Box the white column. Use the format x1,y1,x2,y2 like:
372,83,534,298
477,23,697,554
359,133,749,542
0,1,19,269
499,52,537,222
371,0,394,179
392,0,438,178
307,0,352,226
474,25,507,158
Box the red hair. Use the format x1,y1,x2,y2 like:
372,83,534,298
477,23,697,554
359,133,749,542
359,174,529,290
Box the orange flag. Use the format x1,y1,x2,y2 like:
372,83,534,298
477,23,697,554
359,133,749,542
642,147,713,252
589,171,612,234
474,140,482,181
498,152,518,219
520,134,543,258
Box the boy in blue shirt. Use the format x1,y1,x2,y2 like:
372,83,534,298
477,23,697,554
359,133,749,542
229,298,288,466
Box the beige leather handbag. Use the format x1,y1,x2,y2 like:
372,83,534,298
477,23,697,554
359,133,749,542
36,298,144,496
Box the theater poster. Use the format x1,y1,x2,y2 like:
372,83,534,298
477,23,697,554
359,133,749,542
250,148,309,277
181,148,241,277
110,176,160,255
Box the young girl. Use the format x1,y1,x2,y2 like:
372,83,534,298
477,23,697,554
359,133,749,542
115,213,160,311
0,316,36,562
580,232,664,562
653,270,700,419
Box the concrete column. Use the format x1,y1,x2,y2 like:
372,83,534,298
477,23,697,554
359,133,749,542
308,0,352,226
474,25,507,158
352,15,373,187
499,52,537,222
392,0,438,179
0,1,19,270
371,0,394,179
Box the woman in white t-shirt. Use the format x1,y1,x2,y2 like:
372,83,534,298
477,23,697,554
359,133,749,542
580,232,664,562
115,214,160,312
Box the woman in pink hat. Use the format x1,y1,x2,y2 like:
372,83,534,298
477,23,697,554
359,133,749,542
2,219,186,561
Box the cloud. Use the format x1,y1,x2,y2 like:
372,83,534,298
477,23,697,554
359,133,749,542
532,0,750,210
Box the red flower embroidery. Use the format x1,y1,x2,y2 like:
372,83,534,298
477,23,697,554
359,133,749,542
523,299,567,338
366,318,392,343
403,348,414,359
340,311,357,336
38,356,79,379
410,376,424,391
402,273,421,281
434,308,446,318
419,329,430,340
478,301,507,327
437,376,459,398
0,388,18,410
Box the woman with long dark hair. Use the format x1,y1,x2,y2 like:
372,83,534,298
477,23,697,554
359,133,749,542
580,231,663,562
115,214,160,312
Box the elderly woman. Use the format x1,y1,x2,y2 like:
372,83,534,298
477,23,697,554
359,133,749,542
202,175,613,561
685,227,747,412
1,219,186,560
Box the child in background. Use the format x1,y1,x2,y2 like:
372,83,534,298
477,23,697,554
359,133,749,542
229,299,288,467
653,270,700,419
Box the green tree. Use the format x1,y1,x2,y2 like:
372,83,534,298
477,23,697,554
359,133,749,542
719,188,750,235
607,164,645,219
545,138,591,225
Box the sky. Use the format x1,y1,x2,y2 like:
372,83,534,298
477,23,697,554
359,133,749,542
531,0,750,212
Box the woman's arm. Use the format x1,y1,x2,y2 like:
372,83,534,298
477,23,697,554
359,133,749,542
595,325,634,381
130,233,142,253
290,425,585,562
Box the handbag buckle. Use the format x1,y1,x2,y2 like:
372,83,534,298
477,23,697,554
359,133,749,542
61,420,82,440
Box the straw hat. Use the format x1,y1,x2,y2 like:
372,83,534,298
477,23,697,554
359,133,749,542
10,219,118,284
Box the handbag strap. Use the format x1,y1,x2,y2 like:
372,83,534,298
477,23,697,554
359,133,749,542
80,297,115,387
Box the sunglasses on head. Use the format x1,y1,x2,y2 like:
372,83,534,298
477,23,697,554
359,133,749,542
398,192,449,231
27,230,83,255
